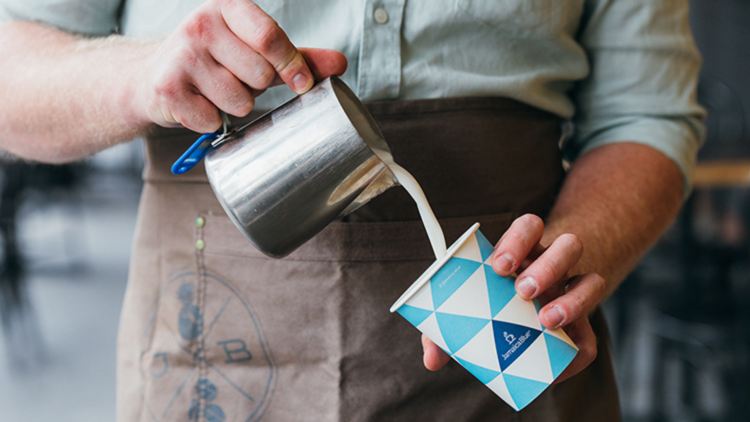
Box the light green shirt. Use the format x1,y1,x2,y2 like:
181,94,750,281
0,0,705,192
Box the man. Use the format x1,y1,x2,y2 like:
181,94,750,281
0,0,703,420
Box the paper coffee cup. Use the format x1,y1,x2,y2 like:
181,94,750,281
390,223,578,411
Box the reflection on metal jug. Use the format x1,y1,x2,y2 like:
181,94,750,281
193,76,397,257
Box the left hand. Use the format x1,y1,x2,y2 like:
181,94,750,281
421,214,607,384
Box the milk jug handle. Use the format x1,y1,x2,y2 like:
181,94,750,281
170,131,221,175
171,112,234,175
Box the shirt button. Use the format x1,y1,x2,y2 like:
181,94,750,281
374,8,389,24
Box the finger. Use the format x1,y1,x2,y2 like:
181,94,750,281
189,58,255,118
491,214,544,276
516,242,545,275
163,89,222,133
422,334,451,371
206,23,278,91
219,0,314,94
538,273,606,330
299,48,348,80
514,233,583,300
552,317,597,384
266,47,350,88
178,5,277,92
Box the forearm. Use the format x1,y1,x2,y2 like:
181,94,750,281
0,5,348,165
0,21,155,163
542,142,685,297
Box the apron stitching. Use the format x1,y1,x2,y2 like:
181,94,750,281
195,214,209,421
137,186,166,422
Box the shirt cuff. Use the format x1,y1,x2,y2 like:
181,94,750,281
0,2,118,36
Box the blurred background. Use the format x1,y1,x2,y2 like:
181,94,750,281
0,142,143,420
1,1,750,421
606,1,750,421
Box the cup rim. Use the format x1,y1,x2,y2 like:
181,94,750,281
390,222,481,313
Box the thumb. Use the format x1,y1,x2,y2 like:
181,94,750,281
422,334,451,371
299,47,348,80
269,48,348,87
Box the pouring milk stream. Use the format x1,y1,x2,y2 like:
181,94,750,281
371,148,448,260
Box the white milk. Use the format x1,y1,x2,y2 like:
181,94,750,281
373,149,447,260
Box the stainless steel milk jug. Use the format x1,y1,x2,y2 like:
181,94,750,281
173,76,397,257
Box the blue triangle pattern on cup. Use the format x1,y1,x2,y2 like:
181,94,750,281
396,305,434,328
533,298,542,313
391,226,580,413
435,312,491,354
543,333,578,380
454,356,501,384
484,265,516,318
492,320,542,371
474,230,496,263
502,373,550,411
430,257,482,310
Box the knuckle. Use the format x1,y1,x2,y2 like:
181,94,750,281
569,294,587,316
211,80,242,109
183,11,215,42
174,45,201,69
253,62,276,88
505,231,529,251
192,109,221,132
558,233,583,255
533,259,558,284
231,92,254,116
211,77,252,113
521,213,544,233
153,71,186,101
592,274,607,298
239,95,255,116
253,20,283,55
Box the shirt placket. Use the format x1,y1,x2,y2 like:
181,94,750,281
357,0,406,101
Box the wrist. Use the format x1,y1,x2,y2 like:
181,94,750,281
111,39,161,133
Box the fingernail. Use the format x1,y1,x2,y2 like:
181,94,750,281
517,277,537,299
292,73,312,93
545,306,565,329
494,254,514,274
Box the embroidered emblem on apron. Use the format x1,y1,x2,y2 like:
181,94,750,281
140,270,277,422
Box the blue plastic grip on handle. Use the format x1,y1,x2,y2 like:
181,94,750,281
171,130,221,175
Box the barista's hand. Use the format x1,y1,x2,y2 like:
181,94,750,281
421,214,606,384
131,0,347,133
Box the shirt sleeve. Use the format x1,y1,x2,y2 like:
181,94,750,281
565,0,706,197
0,0,123,36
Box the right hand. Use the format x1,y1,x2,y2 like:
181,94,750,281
131,0,347,133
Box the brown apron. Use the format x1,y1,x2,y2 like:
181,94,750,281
116,97,621,422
